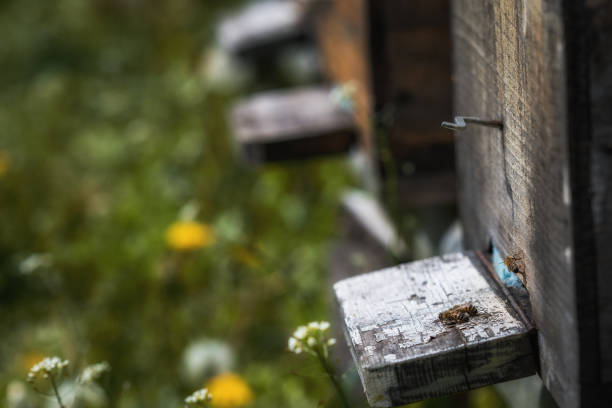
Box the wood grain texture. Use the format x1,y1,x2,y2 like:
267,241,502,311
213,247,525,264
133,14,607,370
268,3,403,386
334,252,536,407
217,1,307,57
452,1,612,405
452,2,576,405
231,87,357,162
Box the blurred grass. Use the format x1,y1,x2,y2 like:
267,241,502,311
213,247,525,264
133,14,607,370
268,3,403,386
0,1,508,407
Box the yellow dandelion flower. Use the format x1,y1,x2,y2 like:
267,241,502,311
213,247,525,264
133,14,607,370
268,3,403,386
206,373,253,407
166,221,215,251
0,151,9,177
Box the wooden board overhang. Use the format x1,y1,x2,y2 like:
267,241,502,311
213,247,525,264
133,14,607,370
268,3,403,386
231,86,358,163
334,251,537,407
217,1,309,58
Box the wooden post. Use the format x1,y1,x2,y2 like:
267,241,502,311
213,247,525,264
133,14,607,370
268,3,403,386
450,1,612,406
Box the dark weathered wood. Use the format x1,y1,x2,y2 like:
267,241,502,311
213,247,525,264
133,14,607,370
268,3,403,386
313,0,455,206
334,251,537,407
217,1,308,57
452,1,612,406
368,0,453,156
314,0,453,156
590,2,612,381
231,87,357,162
395,172,456,207
565,0,612,401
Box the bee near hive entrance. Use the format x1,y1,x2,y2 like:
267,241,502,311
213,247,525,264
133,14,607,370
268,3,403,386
504,250,526,281
438,303,479,326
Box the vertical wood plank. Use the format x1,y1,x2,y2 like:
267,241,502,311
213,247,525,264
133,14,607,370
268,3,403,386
451,1,579,406
589,1,612,385
564,0,612,401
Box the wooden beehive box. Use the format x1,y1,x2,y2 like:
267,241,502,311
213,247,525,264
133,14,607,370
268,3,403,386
334,1,612,407
451,1,612,406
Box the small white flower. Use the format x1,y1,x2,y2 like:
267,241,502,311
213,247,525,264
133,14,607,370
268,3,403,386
293,326,308,340
185,388,212,406
80,362,111,383
27,357,69,382
6,380,30,408
288,321,336,356
19,253,53,274
181,339,234,385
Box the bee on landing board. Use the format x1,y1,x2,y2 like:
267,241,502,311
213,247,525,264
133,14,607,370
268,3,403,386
504,250,526,280
438,304,478,326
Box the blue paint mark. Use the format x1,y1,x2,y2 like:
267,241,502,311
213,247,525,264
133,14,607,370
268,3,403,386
492,245,523,288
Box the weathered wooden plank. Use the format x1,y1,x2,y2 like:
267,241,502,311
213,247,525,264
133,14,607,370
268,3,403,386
231,87,357,162
451,2,574,405
589,2,612,386
565,0,612,400
330,190,409,377
217,1,308,57
451,1,612,405
334,252,536,407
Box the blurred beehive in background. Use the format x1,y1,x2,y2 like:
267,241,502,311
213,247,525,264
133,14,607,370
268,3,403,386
223,0,455,213
313,0,455,208
219,1,459,399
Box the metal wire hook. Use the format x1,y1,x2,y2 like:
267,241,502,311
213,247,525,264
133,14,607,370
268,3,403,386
441,116,503,131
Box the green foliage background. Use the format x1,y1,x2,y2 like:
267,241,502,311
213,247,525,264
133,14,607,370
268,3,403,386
0,1,508,407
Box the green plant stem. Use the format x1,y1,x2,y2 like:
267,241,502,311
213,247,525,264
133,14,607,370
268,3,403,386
317,351,350,408
49,376,66,408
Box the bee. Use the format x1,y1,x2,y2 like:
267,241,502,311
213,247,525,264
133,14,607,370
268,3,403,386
504,250,526,279
438,304,478,325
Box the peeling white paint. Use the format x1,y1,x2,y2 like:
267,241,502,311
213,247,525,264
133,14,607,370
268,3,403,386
334,252,535,407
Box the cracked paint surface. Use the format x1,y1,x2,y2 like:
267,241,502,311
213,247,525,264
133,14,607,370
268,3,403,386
334,252,535,407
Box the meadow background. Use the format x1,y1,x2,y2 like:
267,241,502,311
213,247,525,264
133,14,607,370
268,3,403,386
0,1,507,407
